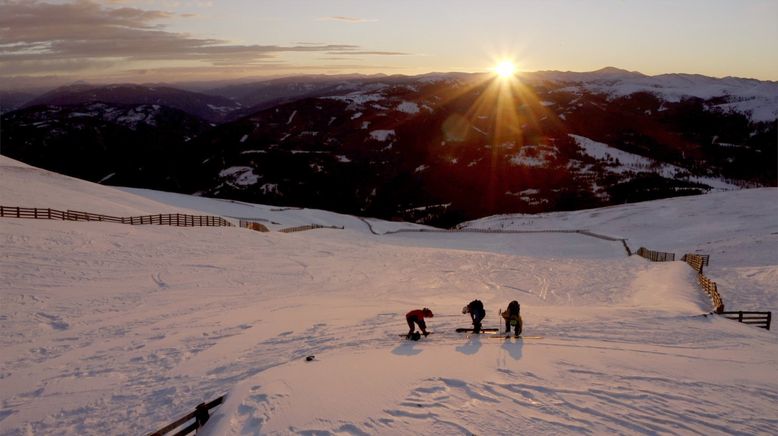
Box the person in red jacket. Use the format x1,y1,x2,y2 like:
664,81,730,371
406,308,433,339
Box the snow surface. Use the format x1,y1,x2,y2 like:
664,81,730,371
396,101,420,114
1,155,777,435
369,130,395,141
531,69,778,122
286,110,297,125
219,166,259,187
571,134,740,191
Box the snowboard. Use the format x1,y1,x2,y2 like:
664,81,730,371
399,332,432,340
455,328,499,333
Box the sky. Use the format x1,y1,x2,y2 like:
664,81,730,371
1,0,777,88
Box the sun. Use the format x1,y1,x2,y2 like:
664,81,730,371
494,60,517,78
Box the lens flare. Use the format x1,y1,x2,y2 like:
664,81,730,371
494,61,516,78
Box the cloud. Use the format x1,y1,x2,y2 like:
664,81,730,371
326,51,412,56
317,16,377,23
0,1,401,77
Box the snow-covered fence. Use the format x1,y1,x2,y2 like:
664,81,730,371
636,247,675,262
279,224,344,233
675,252,724,313
720,311,771,330
0,206,233,227
148,395,224,436
697,273,725,314
682,253,771,326
638,247,725,313
681,253,710,273
239,220,270,232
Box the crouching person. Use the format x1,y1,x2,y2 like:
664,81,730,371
501,300,523,336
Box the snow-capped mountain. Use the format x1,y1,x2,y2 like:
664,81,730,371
525,67,778,122
23,84,242,123
1,102,211,190
1,69,776,226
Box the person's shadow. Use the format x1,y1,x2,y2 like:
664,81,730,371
392,341,423,356
501,337,524,360
455,334,482,355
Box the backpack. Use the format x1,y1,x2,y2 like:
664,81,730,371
469,300,484,311
507,300,520,316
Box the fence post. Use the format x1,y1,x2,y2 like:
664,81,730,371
767,312,772,331
738,311,743,323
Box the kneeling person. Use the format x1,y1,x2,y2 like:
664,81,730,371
406,308,433,339
501,300,523,336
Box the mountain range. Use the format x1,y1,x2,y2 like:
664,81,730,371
2,68,776,226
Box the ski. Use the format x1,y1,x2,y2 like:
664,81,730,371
455,328,499,333
399,332,433,340
490,335,544,339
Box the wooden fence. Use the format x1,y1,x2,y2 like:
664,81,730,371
0,206,232,227
720,311,771,330
681,253,710,273
697,273,725,314
239,220,270,232
148,395,224,436
279,224,343,233
636,247,675,262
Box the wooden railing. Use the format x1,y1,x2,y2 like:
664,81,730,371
239,220,270,232
697,273,725,314
720,311,771,330
636,247,675,262
148,395,225,436
0,206,232,227
279,224,343,233
681,253,710,273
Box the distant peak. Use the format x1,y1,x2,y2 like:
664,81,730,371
589,67,647,77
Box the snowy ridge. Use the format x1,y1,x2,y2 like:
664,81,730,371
571,134,740,191
528,68,778,122
1,156,776,435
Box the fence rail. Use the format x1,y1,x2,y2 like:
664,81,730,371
682,253,710,273
239,220,270,232
279,224,343,233
697,273,725,313
148,395,224,436
636,247,675,262
720,311,771,330
0,206,232,228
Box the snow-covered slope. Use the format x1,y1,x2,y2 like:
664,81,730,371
529,68,778,122
570,134,740,191
1,158,776,435
461,188,778,313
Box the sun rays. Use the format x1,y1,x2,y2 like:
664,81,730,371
494,60,517,78
430,55,565,210
436,58,559,149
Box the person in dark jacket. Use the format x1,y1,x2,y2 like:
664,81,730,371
462,299,486,333
406,308,433,339
501,300,523,336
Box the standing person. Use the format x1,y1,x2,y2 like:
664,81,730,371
406,308,433,340
501,300,523,336
462,300,486,333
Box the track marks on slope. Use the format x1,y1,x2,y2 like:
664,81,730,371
377,367,778,435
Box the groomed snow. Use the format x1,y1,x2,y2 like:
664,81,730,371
1,156,776,435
